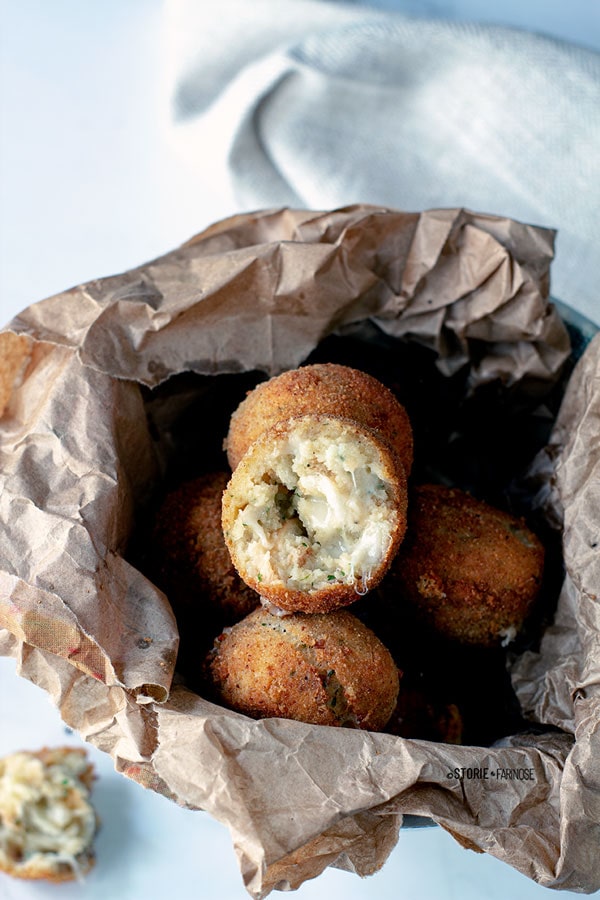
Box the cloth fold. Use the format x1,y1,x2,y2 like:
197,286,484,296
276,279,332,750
165,0,600,320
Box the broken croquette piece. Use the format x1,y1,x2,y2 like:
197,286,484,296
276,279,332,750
225,363,413,474
390,484,545,647
222,414,408,614
0,747,97,883
204,608,400,731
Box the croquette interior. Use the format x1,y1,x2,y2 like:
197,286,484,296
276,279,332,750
225,418,401,595
0,749,96,882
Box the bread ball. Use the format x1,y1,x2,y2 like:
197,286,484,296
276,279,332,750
225,363,413,474
390,484,545,647
0,747,97,883
0,331,31,417
222,415,408,613
152,472,259,625
204,608,400,731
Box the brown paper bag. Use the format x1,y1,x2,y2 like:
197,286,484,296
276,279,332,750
1,205,598,896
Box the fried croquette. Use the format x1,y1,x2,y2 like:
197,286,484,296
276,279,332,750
152,472,259,624
204,608,400,730
225,363,413,473
0,747,97,883
386,685,464,744
0,332,31,418
222,415,408,614
390,484,545,647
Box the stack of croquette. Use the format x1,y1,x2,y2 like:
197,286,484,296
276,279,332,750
152,364,544,735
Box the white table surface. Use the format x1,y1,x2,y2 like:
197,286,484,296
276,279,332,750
1,2,599,899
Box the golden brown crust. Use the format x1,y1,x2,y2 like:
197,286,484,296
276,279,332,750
204,608,400,731
0,853,95,884
0,332,31,418
390,484,545,647
152,472,259,624
0,747,96,883
226,363,413,473
222,415,408,613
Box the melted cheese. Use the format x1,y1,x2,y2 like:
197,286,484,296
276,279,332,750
232,422,397,592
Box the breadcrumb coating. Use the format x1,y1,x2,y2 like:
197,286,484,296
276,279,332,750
390,484,545,647
226,363,413,473
152,472,259,624
0,332,31,418
204,608,400,731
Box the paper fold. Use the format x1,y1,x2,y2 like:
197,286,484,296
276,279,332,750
2,205,598,896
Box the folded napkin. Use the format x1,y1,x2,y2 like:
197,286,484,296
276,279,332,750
165,0,600,320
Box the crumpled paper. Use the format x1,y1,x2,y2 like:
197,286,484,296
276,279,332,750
1,205,597,896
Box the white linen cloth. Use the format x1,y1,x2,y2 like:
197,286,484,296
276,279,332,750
165,0,600,320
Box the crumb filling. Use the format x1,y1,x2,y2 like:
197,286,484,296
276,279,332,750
230,423,398,593
0,752,95,876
